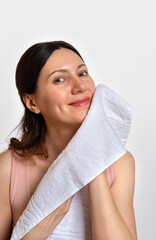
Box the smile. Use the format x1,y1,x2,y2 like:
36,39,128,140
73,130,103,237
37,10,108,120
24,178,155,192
69,98,90,107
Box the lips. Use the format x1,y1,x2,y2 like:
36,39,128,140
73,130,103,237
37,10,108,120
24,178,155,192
69,96,90,105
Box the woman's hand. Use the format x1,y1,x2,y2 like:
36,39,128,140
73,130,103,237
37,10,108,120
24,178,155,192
88,152,138,240
20,194,75,240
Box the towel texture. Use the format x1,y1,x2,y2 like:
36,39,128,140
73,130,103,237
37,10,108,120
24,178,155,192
10,83,133,239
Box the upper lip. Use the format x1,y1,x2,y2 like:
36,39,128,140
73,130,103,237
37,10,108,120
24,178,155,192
69,96,90,105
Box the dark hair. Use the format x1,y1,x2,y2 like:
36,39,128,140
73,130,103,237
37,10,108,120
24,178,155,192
7,41,85,159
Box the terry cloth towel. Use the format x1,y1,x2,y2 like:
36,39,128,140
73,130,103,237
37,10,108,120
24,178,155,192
10,83,133,240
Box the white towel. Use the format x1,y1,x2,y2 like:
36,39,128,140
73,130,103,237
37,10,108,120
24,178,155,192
10,83,133,240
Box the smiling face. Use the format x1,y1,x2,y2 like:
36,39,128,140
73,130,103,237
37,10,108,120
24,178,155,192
24,48,96,129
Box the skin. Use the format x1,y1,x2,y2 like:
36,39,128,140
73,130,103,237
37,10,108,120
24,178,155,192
88,152,138,239
22,48,138,239
23,48,96,161
0,47,138,239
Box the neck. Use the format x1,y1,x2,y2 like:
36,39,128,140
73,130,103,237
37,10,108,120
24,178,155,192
44,122,81,162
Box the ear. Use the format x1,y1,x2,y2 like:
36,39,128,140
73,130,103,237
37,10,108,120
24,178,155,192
22,94,40,114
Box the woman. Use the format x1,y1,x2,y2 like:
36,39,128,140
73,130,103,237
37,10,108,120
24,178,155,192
0,41,138,239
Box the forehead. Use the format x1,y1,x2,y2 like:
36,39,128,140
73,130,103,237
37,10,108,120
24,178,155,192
41,48,84,74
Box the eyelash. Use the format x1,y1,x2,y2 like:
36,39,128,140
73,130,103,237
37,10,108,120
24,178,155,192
53,71,88,83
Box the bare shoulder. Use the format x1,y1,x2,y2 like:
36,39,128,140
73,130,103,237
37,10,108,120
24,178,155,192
0,150,12,204
0,149,12,203
0,149,12,173
110,151,138,239
112,150,135,187
114,150,135,173
0,149,13,239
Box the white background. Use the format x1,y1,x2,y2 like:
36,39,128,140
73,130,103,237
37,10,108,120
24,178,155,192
0,0,156,239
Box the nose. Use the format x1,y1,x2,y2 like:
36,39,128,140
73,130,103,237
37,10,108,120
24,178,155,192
71,75,87,95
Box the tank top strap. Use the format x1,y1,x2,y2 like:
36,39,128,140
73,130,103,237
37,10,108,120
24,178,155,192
10,149,31,225
104,163,115,187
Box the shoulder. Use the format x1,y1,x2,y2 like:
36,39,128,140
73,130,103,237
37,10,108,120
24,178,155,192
0,150,13,238
0,149,12,173
0,149,12,203
111,151,138,239
113,150,135,178
112,149,135,200
0,150,12,194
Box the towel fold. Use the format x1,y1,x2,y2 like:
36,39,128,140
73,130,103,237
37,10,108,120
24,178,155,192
10,83,133,240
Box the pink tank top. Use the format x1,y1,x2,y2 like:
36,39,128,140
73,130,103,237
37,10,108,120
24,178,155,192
10,150,31,229
10,149,115,231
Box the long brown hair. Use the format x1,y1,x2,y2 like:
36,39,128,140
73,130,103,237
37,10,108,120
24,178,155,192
7,41,85,159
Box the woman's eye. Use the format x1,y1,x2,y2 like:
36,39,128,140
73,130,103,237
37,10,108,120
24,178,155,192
79,71,88,76
54,77,65,83
53,71,88,84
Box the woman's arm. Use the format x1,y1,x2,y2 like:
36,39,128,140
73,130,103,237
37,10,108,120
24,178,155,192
0,151,13,240
20,195,74,240
0,150,74,240
88,150,138,240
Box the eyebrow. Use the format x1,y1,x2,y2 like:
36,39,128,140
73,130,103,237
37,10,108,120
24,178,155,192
46,63,87,80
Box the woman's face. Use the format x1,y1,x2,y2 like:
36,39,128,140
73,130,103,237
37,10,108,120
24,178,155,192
28,48,96,128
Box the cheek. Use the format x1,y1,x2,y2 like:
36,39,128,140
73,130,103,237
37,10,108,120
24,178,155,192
45,91,69,111
87,80,96,94
91,83,96,91
35,91,56,112
56,91,69,103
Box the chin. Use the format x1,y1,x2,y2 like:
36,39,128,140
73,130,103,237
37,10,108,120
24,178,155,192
75,111,89,123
